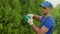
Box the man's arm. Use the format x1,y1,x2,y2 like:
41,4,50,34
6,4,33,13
31,24,49,34
27,14,42,21
27,14,49,34
33,15,42,21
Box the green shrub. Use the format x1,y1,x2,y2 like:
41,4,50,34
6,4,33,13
0,0,44,34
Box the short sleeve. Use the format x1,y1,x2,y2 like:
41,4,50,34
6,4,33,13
41,16,44,21
43,19,53,30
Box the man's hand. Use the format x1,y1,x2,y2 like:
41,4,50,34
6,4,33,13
27,18,33,25
27,14,34,25
27,14,34,18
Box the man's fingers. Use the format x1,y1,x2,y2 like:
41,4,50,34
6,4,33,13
27,18,30,23
27,14,34,18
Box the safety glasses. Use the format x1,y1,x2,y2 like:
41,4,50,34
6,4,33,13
42,7,49,10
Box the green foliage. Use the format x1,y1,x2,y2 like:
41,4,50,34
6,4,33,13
0,0,60,34
52,4,60,34
0,0,44,34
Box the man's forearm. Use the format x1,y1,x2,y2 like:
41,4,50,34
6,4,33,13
33,15,42,21
31,24,41,34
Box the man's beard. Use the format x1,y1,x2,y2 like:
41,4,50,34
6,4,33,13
43,12,48,15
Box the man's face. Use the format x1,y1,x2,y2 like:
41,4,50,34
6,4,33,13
42,7,50,15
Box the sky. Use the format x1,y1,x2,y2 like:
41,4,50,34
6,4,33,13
45,0,60,7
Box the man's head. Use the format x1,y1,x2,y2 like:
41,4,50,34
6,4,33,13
40,1,52,15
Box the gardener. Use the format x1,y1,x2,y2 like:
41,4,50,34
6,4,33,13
27,1,55,34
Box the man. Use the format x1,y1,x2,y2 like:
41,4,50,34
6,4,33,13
27,1,55,34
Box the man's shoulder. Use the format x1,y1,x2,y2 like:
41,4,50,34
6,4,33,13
47,16,55,26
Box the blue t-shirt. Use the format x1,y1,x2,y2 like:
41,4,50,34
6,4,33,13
40,16,55,34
